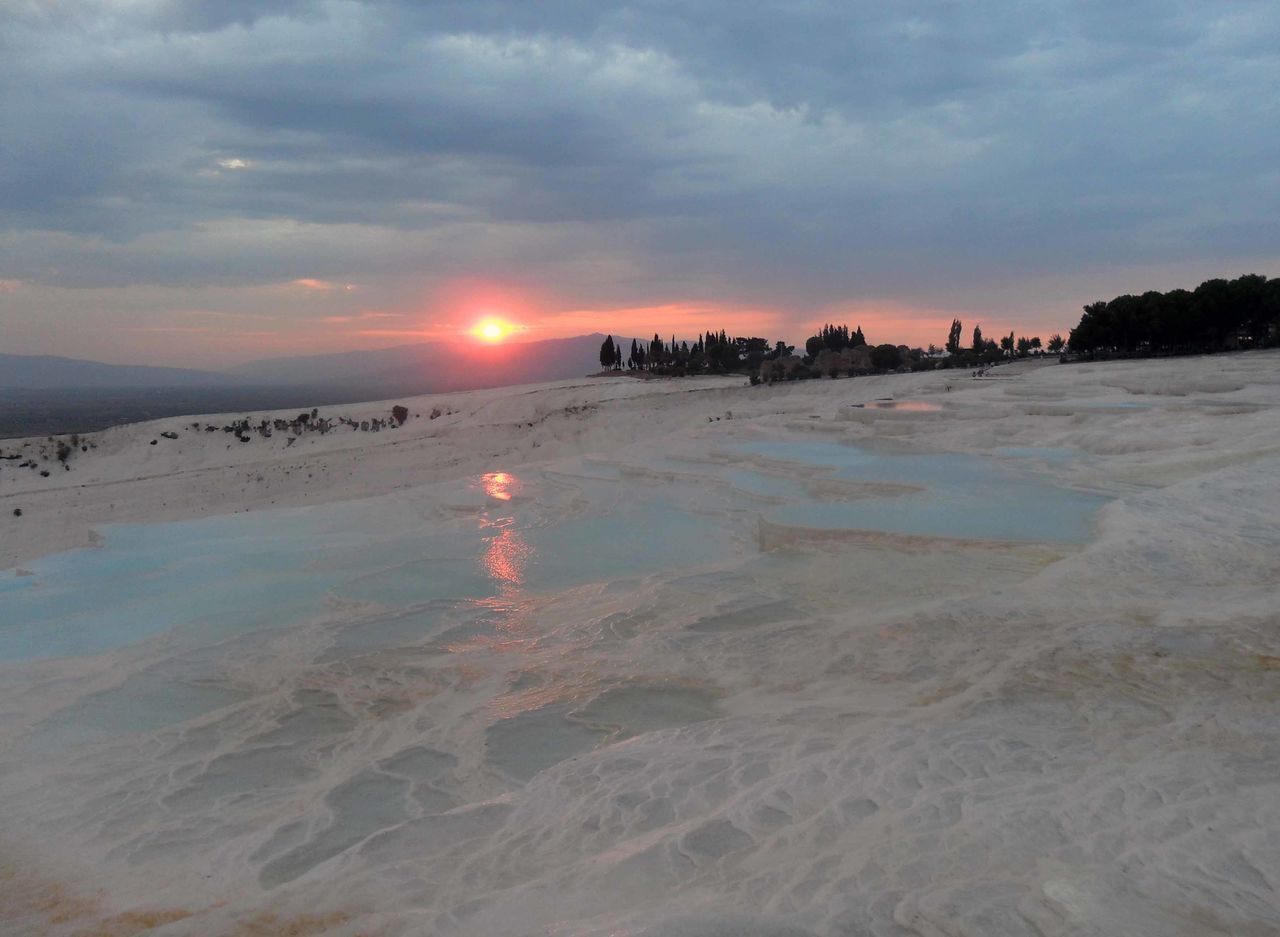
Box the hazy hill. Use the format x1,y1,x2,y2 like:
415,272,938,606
0,335,625,436
1,334,624,395
228,333,631,394
0,354,235,390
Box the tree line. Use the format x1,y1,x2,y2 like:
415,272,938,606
598,315,1067,382
599,323,932,381
600,331,793,375
804,323,866,355
594,273,1280,384
931,319,1061,367
1067,274,1280,356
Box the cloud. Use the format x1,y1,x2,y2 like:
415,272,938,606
123,325,216,334
320,311,403,324
544,302,785,341
1,1,1278,365
290,278,356,292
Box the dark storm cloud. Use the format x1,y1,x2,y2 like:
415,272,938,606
1,0,1277,304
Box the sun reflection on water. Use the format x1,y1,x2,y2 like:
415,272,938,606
483,525,532,586
478,472,532,589
482,471,518,501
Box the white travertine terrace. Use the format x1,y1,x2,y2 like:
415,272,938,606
1,351,1279,936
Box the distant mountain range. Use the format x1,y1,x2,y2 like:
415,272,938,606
0,354,236,390
0,335,631,437
1,334,628,394
225,333,631,394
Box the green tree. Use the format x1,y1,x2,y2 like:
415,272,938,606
870,343,902,370
650,333,664,370
972,324,984,352
1047,333,1065,353
599,335,616,369
946,319,963,354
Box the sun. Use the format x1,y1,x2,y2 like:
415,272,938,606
472,317,512,343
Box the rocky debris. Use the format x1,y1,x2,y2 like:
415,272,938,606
2,434,94,475
1,403,437,473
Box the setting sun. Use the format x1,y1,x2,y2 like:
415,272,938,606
472,317,514,343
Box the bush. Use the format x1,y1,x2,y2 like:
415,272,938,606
870,343,902,370
391,405,409,425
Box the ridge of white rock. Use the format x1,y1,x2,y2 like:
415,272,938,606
1,352,1278,936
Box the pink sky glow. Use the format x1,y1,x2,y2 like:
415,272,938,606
8,256,1273,369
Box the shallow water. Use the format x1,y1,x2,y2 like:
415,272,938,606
28,665,250,752
0,439,1109,790
0,471,730,662
992,445,1083,463
857,400,942,412
0,435,1123,935
0,443,1106,792
731,440,1106,543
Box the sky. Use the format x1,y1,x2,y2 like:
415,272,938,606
2,1,1278,368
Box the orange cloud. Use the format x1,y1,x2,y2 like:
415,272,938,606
178,309,278,321
424,278,546,332
353,328,451,339
320,311,404,324
537,301,786,340
807,299,1019,349
124,325,216,334
289,278,357,292
343,296,788,346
